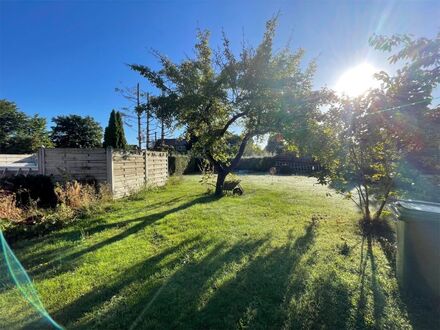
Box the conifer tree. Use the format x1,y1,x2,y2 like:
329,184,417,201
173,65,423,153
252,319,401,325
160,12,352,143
103,110,127,149
115,111,127,149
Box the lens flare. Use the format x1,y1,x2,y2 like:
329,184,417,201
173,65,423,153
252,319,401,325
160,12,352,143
0,230,63,329
335,62,380,97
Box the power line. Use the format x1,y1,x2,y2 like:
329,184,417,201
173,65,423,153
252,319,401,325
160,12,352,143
361,96,440,117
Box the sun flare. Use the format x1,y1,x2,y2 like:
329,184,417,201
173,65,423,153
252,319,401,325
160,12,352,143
335,62,380,97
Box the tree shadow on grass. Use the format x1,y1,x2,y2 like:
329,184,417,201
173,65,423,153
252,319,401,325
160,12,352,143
17,195,203,267
96,221,319,329
193,223,319,329
355,232,439,329
286,270,352,329
355,236,388,329
52,236,267,329
278,223,351,329
25,194,220,279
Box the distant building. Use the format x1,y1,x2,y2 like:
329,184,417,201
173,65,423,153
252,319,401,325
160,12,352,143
153,138,189,153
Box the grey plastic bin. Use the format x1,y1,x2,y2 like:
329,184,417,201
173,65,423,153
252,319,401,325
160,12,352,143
392,200,440,299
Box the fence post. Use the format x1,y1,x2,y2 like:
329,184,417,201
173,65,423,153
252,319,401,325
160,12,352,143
106,147,114,195
144,150,148,186
165,152,169,180
38,147,46,175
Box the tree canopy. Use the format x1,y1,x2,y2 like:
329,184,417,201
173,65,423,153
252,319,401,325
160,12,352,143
0,99,52,153
51,115,103,148
289,32,440,222
131,18,329,194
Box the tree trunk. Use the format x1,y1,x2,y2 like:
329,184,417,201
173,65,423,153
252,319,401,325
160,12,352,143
363,184,372,223
374,183,392,221
215,170,228,196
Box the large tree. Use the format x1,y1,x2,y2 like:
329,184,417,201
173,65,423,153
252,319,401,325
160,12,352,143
131,18,329,195
291,32,440,223
103,110,127,149
369,32,440,176
51,115,103,148
0,99,51,153
304,92,405,223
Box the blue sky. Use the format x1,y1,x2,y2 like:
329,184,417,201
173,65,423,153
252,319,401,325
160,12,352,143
1,0,439,145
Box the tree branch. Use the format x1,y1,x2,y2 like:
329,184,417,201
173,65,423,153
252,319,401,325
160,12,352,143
217,112,246,137
206,151,226,172
228,132,251,171
374,180,393,220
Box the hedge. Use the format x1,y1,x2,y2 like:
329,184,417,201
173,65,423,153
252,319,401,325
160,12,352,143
236,157,274,172
168,156,202,175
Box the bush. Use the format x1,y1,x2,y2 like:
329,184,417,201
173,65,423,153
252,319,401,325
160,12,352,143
169,155,191,176
168,156,202,175
0,175,58,208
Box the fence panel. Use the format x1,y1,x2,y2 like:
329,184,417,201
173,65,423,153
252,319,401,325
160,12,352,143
146,151,168,187
42,148,108,182
112,151,146,198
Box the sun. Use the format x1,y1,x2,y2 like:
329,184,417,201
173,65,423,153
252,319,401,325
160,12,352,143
335,62,380,97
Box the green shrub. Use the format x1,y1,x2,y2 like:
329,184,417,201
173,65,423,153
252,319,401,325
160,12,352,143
169,155,191,176
169,156,202,175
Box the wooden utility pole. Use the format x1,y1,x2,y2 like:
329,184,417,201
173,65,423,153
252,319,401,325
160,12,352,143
136,83,142,149
160,91,165,146
146,93,150,150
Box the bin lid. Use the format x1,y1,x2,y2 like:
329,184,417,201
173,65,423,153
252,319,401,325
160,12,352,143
394,200,440,221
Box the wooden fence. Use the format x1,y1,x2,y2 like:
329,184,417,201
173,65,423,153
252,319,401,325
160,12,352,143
1,148,169,198
110,151,168,198
40,148,108,182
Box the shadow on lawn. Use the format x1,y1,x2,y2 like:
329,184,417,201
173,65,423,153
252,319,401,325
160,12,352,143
25,194,220,278
355,236,387,329
19,194,202,266
50,221,330,329
356,234,439,329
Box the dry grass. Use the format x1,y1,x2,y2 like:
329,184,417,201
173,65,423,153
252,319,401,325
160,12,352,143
0,190,23,221
55,181,99,209
1,181,112,238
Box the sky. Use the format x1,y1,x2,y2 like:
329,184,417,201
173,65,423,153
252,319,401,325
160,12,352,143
1,0,439,146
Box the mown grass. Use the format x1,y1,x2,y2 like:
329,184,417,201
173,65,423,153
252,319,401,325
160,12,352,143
0,175,437,329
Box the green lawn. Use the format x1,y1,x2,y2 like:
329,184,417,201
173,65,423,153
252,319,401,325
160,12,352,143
0,175,436,329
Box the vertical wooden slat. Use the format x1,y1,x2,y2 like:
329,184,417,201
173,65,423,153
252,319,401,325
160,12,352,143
39,147,46,175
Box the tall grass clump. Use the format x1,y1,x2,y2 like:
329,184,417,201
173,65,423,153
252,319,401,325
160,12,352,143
0,178,112,241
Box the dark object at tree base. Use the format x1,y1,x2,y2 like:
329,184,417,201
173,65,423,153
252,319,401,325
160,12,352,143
223,180,244,196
